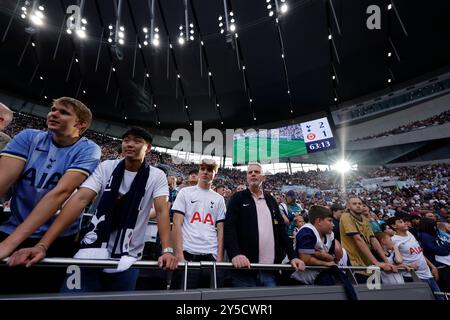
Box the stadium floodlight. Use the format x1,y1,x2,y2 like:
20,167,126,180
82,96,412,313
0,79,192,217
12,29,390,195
178,34,185,45
266,0,288,17
76,29,87,39
30,14,43,26
334,160,351,174
25,4,45,27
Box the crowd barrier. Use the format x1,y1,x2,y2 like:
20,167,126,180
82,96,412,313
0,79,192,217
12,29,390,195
0,258,438,300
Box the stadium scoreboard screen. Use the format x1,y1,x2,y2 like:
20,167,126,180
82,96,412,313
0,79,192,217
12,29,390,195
301,117,337,153
233,117,336,165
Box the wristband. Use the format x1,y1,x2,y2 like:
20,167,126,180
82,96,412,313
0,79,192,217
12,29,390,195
36,243,48,252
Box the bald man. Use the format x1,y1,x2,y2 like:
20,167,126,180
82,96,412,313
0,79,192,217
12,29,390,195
0,103,13,151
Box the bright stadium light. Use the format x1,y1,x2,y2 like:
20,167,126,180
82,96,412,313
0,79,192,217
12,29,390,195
76,29,86,39
30,13,44,26
333,160,351,174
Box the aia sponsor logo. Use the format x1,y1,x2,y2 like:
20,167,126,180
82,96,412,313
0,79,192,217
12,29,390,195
189,212,214,225
409,246,423,255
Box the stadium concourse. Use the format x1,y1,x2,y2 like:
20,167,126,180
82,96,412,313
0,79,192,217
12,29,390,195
0,0,450,301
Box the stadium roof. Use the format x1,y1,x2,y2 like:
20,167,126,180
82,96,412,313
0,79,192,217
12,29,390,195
0,0,449,131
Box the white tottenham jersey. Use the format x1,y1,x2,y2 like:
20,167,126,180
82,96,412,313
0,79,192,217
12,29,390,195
392,231,432,279
172,185,226,256
81,159,169,259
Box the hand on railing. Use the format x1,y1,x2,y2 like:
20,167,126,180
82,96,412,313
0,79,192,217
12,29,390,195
401,263,417,272
231,255,251,269
0,240,17,261
5,244,47,268
290,258,306,271
158,252,178,271
375,262,397,273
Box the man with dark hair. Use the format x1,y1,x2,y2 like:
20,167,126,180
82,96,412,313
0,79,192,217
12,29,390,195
224,163,305,287
292,206,355,298
330,203,344,241
175,176,184,192
295,206,342,271
8,126,178,292
0,97,101,293
215,184,226,197
187,169,199,187
285,190,302,237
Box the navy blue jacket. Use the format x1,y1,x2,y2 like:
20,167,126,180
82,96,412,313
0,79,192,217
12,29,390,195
417,232,450,267
224,189,295,264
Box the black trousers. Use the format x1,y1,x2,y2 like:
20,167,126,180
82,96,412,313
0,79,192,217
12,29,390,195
438,265,450,293
170,251,217,290
0,232,78,294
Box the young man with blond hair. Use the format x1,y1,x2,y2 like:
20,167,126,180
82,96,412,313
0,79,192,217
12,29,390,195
171,159,226,288
0,97,101,293
0,102,13,151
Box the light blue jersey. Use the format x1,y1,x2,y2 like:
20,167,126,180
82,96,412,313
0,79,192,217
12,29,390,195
0,129,101,238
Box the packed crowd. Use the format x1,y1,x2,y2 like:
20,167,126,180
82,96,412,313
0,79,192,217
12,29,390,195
0,102,449,298
352,109,450,141
4,111,450,206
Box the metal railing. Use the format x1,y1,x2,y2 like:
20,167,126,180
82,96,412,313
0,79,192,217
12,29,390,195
434,291,450,300
1,257,418,292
